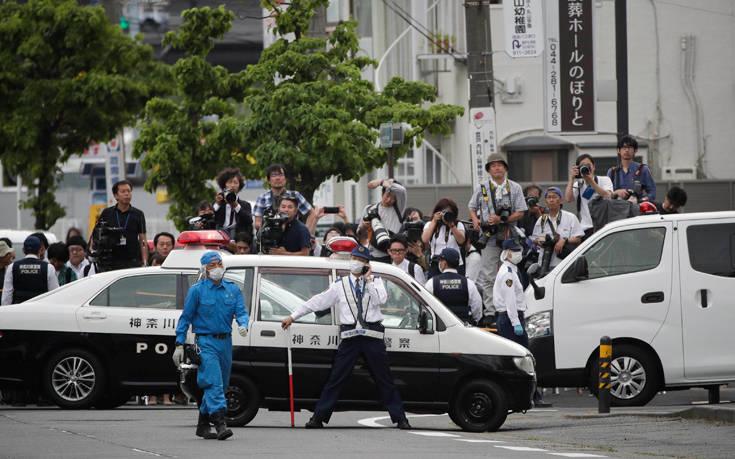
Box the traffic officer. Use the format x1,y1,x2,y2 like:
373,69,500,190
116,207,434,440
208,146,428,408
172,251,249,440
281,245,411,430
423,248,482,324
1,236,59,305
493,239,528,347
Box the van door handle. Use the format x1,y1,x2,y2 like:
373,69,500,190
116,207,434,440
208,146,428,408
700,289,708,308
260,330,276,337
641,291,665,303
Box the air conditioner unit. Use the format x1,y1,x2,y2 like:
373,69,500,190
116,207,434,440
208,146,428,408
661,165,696,181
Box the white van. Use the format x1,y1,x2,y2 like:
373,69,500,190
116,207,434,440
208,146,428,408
524,211,735,406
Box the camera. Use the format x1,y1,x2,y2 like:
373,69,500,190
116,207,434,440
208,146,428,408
363,204,390,252
626,180,645,201
440,209,456,223
223,188,238,205
188,213,216,230
401,220,424,243
258,208,289,254
539,234,557,276
498,205,511,222
575,164,591,179
525,195,539,208
89,220,125,272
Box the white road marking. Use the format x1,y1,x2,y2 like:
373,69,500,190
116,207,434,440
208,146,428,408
455,439,505,443
131,448,163,457
548,454,607,458
495,446,549,452
356,413,446,428
408,431,461,438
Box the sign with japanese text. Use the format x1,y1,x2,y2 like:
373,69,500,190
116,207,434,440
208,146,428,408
504,0,544,58
468,107,497,189
545,0,595,133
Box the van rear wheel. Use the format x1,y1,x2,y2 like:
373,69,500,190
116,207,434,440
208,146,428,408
589,344,660,407
449,379,508,432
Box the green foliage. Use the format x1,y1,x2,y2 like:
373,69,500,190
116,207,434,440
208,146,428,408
245,3,464,202
134,6,258,231
0,0,170,230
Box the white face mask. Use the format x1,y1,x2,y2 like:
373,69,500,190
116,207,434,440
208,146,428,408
508,251,523,265
208,266,225,282
349,259,366,275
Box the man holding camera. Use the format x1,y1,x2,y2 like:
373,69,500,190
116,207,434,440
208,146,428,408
607,135,656,202
532,187,584,272
266,193,311,256
468,153,526,322
519,185,544,239
423,248,482,325
565,154,613,239
253,164,314,230
91,180,148,270
360,178,407,263
213,168,252,237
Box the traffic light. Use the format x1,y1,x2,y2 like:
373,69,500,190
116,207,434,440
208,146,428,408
120,16,130,31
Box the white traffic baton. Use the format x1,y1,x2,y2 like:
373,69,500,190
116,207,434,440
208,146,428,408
286,327,295,427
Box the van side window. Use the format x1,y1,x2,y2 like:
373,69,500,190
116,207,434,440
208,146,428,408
687,223,735,277
583,227,666,279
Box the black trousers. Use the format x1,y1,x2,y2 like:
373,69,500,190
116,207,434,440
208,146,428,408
313,336,406,423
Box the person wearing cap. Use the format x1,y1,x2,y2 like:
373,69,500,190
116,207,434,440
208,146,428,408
66,235,96,279
2,236,60,305
172,251,249,440
267,192,311,256
531,187,584,271
493,239,528,346
423,248,482,325
0,241,14,298
281,245,411,430
467,153,527,324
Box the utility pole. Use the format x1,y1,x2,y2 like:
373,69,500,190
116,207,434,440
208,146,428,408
615,0,629,137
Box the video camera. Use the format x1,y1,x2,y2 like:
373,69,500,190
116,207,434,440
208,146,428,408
89,220,125,272
363,204,390,252
187,213,216,230
401,219,424,244
258,208,289,254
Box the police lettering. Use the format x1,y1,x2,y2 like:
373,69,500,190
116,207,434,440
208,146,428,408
136,342,169,354
439,279,462,290
19,264,41,274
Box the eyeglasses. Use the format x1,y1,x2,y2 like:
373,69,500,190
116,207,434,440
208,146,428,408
388,248,406,253
69,247,85,253
270,172,285,178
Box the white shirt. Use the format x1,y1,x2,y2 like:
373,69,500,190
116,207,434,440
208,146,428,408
572,176,614,230
67,258,96,279
424,221,466,266
392,258,426,285
464,249,483,283
531,210,585,268
213,202,242,231
492,261,526,326
2,254,60,305
423,269,483,322
291,274,387,324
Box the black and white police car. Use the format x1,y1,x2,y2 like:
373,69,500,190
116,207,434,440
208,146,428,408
0,231,536,432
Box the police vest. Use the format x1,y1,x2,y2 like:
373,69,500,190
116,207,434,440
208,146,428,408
432,272,470,321
11,257,49,304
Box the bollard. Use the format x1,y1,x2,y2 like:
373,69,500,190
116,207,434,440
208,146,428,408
598,336,611,414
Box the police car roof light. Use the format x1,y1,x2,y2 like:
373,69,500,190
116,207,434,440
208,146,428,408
327,236,359,254
177,230,230,247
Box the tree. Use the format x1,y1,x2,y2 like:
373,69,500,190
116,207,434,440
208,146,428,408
242,0,465,202
133,5,259,231
0,0,170,230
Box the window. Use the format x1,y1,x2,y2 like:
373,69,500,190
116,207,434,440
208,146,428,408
380,276,425,330
687,223,735,277
90,274,177,309
582,227,666,279
258,271,331,324
184,268,254,313
507,149,569,182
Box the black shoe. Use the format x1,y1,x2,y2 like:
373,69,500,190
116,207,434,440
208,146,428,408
196,412,217,439
397,419,412,430
305,417,323,429
210,410,233,440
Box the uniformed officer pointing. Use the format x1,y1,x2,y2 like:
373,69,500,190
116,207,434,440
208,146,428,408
493,239,528,346
281,245,411,430
172,251,249,440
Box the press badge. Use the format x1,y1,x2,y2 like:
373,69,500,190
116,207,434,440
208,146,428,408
119,236,127,246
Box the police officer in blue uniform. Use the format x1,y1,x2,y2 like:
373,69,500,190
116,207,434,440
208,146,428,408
423,248,482,324
1,236,59,305
172,251,249,440
281,245,411,430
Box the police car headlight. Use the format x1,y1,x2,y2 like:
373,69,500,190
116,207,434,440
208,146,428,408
526,311,552,339
513,354,536,375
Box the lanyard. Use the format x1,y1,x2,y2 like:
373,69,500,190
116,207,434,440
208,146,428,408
116,208,131,230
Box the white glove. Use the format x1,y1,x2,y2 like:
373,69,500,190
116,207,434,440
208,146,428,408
172,344,185,368
238,326,248,337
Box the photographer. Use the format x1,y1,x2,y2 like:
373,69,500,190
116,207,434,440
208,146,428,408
308,205,349,238
607,135,657,202
400,207,428,272
253,164,314,231
360,178,407,263
532,187,584,272
91,180,148,270
422,198,466,278
565,154,613,239
519,185,544,238
467,153,526,321
213,168,252,237
654,186,687,214
265,193,311,256
189,201,216,230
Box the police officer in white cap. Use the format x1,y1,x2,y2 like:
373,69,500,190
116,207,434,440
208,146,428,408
493,239,528,346
281,245,411,430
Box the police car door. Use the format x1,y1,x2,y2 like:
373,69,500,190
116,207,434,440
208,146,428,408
248,268,336,402
78,272,184,382
339,271,440,403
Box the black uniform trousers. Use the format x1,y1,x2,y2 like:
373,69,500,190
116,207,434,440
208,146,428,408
313,335,406,423
496,311,529,348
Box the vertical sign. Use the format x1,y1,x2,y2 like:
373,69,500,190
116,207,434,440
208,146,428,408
504,0,544,58
469,108,497,188
105,136,125,206
545,0,595,133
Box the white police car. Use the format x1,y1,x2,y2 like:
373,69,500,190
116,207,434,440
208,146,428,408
0,231,535,432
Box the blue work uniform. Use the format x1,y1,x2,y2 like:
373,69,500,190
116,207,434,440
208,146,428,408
175,278,249,416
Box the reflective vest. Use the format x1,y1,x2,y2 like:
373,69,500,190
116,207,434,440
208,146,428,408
11,257,49,304
432,272,470,321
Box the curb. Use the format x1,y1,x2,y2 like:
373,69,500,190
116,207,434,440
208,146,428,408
669,407,735,424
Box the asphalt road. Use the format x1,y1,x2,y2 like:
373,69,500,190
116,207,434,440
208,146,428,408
1,387,734,459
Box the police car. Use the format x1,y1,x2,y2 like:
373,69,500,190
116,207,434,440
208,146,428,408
0,231,535,432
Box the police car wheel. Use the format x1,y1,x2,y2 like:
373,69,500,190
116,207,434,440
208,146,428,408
225,374,260,427
588,344,660,407
449,379,508,432
43,348,106,409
